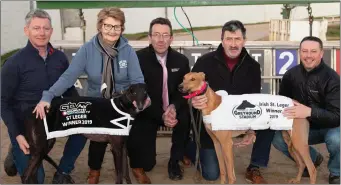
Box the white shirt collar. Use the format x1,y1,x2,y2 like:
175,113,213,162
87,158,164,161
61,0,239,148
155,51,168,63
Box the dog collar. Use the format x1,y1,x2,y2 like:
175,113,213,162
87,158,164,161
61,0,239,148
183,82,208,99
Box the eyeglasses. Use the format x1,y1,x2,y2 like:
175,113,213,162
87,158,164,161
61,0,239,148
103,24,122,31
151,33,171,40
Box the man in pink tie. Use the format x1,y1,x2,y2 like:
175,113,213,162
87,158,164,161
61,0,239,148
127,17,191,183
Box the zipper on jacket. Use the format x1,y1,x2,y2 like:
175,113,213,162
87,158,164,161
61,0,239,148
303,71,310,105
231,54,247,84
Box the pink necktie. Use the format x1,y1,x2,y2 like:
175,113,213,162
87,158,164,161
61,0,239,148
160,58,169,111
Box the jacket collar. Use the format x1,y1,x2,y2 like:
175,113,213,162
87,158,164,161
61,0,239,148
24,40,55,56
214,43,248,66
300,59,325,75
148,44,173,63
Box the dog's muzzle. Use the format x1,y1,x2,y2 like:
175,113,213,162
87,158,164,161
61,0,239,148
178,83,187,93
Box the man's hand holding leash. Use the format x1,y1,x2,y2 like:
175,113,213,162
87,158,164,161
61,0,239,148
191,94,256,148
191,95,208,109
163,104,178,128
16,135,30,155
234,131,256,148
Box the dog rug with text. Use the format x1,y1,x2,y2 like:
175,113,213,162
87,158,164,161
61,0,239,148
207,91,294,131
43,97,133,139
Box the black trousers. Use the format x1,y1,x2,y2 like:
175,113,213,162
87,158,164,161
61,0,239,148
88,111,190,171
127,111,190,171
88,140,108,170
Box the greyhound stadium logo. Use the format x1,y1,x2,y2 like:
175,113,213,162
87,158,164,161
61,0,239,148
232,100,262,119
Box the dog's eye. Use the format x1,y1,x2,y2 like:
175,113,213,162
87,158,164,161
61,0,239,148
190,78,195,81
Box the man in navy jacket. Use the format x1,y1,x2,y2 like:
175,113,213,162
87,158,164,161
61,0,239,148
1,9,85,184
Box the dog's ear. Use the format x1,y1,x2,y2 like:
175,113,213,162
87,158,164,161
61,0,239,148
198,72,205,80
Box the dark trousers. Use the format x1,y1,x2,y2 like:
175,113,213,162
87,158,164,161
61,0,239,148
127,111,190,171
88,111,190,171
250,129,276,167
186,128,276,181
88,141,108,170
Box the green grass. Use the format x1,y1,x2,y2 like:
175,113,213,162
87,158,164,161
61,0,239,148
1,48,20,67
123,32,149,40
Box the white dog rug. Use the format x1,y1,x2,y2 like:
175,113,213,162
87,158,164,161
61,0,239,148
204,91,293,131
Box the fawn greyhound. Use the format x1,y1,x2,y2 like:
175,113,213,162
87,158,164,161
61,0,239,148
179,72,317,184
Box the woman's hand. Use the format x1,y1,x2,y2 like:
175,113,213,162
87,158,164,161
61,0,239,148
33,101,51,120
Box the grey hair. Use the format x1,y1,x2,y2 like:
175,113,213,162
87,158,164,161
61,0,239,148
25,9,52,26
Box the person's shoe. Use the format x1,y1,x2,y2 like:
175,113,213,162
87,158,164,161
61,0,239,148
182,156,192,167
245,167,267,184
168,160,183,181
132,168,151,184
329,174,340,184
86,169,100,184
302,153,324,177
4,145,17,176
52,171,75,184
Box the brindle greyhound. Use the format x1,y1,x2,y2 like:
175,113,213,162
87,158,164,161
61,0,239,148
21,83,148,184
179,72,316,184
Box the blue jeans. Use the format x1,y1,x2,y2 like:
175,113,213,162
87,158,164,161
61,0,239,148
250,129,276,167
9,132,45,184
186,140,219,181
272,127,340,176
58,134,87,174
186,129,276,181
9,133,87,183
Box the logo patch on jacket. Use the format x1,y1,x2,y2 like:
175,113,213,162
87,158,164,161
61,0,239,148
119,60,128,68
171,68,179,72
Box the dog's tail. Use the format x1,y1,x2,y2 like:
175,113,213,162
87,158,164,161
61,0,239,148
44,155,60,171
44,155,75,183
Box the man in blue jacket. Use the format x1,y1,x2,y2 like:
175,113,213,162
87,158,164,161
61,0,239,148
1,9,86,184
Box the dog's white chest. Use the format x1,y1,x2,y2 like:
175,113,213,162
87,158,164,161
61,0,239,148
208,91,293,131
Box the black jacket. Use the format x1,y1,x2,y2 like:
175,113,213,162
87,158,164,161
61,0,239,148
136,45,190,123
1,41,77,138
279,61,340,129
191,44,261,149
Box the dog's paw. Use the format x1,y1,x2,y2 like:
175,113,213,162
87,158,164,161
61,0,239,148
288,178,301,184
193,171,203,184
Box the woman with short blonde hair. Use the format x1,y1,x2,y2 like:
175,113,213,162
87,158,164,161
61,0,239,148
96,7,125,32
34,7,147,183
